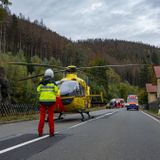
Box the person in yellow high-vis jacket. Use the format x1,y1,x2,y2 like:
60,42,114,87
37,68,58,137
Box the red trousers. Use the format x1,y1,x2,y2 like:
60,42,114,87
38,103,55,135
56,96,64,112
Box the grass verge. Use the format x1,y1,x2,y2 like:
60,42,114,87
0,114,39,124
145,109,158,115
143,109,160,120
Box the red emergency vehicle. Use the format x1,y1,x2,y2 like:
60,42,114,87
126,95,139,110
115,98,125,108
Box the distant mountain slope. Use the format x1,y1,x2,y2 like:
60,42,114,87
77,39,160,65
4,14,71,60
77,39,160,86
1,11,160,86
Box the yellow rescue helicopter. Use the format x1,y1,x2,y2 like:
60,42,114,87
9,62,141,121
55,65,104,120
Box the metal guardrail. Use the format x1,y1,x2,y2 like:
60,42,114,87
0,103,38,117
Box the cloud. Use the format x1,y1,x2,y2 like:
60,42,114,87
10,0,160,46
81,2,103,14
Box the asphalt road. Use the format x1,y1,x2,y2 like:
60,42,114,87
1,109,160,160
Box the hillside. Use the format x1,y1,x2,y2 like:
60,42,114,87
77,39,160,85
1,10,159,68
0,5,160,103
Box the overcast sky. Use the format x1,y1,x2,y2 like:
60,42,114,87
10,0,160,47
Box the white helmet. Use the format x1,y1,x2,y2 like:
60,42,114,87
44,68,54,78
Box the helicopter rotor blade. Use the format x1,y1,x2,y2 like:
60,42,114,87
8,62,65,69
18,70,65,81
18,74,44,81
78,64,145,69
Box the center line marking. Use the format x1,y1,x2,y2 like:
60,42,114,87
0,110,117,155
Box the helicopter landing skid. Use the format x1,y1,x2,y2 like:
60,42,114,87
78,110,94,121
85,111,94,120
58,112,64,120
45,114,64,122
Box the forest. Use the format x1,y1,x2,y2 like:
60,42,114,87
0,0,160,104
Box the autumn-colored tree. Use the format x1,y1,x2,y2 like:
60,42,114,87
0,0,11,53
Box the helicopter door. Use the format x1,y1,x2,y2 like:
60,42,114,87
78,84,85,96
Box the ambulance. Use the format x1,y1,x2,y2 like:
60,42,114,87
126,95,139,111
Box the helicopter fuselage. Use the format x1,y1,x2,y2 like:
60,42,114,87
54,73,91,113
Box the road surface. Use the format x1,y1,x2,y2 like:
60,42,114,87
0,109,160,160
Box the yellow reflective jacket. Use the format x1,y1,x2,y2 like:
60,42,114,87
37,83,59,102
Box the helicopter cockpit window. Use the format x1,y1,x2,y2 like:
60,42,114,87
56,80,62,87
58,80,81,96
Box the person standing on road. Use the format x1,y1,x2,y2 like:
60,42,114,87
37,68,58,137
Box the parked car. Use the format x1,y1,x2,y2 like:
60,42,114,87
115,98,125,108
108,98,125,109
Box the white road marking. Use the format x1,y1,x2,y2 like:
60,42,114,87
141,111,160,124
0,110,117,155
69,111,117,129
0,135,49,154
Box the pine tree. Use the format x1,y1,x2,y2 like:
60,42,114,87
0,0,12,7
139,65,153,87
0,0,11,53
